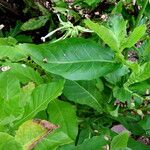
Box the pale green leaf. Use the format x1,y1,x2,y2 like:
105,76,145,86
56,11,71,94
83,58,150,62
15,120,58,150
48,100,78,140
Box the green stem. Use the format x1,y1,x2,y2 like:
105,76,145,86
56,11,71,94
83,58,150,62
135,0,149,27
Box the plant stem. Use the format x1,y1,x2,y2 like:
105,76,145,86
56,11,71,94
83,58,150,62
135,0,149,27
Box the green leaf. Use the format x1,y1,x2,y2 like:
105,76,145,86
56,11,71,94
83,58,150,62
0,45,26,61
0,132,23,150
0,96,24,126
16,80,64,126
138,116,150,135
112,1,123,14
128,138,150,150
15,119,58,150
19,38,119,80
63,80,102,112
0,37,17,46
74,135,108,150
34,130,73,150
143,40,150,61
21,16,49,31
105,65,129,84
2,63,43,84
85,19,119,51
83,0,100,6
85,16,127,51
125,61,150,86
124,25,146,48
111,132,129,150
48,100,78,140
0,72,20,101
113,87,132,102
0,72,24,126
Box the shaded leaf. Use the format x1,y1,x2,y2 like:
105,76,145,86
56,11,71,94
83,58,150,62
21,16,49,31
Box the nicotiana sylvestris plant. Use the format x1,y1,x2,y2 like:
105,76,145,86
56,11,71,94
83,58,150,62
0,13,150,150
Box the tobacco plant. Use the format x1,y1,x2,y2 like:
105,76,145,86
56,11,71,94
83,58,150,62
0,0,150,150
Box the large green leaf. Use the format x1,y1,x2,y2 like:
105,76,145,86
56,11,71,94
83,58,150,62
63,80,102,112
34,130,73,150
19,38,120,80
110,131,129,150
15,120,58,150
16,80,64,126
2,63,43,84
0,132,23,150
48,100,78,140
